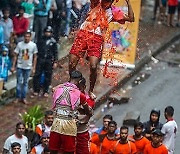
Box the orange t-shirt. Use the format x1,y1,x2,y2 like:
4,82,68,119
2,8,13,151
90,142,99,154
35,126,43,136
91,135,117,154
129,135,150,153
92,130,107,137
91,129,107,145
110,141,137,154
91,133,102,147
143,143,168,154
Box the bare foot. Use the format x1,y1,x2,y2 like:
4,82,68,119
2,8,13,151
22,99,30,105
30,92,38,98
13,98,19,104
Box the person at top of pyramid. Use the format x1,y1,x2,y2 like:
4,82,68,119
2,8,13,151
69,0,134,99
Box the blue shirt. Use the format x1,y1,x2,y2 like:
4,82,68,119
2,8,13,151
0,18,13,44
0,25,4,45
34,0,51,16
0,55,10,81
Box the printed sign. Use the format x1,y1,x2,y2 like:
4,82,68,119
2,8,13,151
101,0,141,69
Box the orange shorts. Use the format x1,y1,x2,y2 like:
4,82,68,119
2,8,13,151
70,30,103,58
49,131,76,152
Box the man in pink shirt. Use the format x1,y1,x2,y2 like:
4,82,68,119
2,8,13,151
49,70,91,154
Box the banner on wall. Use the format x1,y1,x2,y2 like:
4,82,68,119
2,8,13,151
100,0,141,69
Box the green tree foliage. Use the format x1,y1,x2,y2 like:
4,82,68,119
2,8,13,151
19,105,44,131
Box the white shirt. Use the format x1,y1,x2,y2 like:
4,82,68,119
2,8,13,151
14,41,38,70
161,120,178,154
3,134,28,154
80,8,113,35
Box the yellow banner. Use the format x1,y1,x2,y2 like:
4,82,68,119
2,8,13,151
101,0,141,69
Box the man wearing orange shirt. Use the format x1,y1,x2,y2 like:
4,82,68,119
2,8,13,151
93,115,113,136
92,115,120,138
91,121,118,154
110,126,137,154
129,122,150,154
89,142,99,154
144,129,168,154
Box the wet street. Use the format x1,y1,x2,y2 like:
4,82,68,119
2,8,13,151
94,40,180,153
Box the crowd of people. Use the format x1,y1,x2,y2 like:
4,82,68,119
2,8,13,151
2,101,178,153
0,0,91,100
0,0,179,101
0,0,135,103
0,0,91,41
141,0,180,26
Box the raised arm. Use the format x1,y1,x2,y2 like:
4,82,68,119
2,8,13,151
112,0,135,24
123,0,135,22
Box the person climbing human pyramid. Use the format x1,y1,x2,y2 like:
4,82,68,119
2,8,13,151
69,0,135,99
